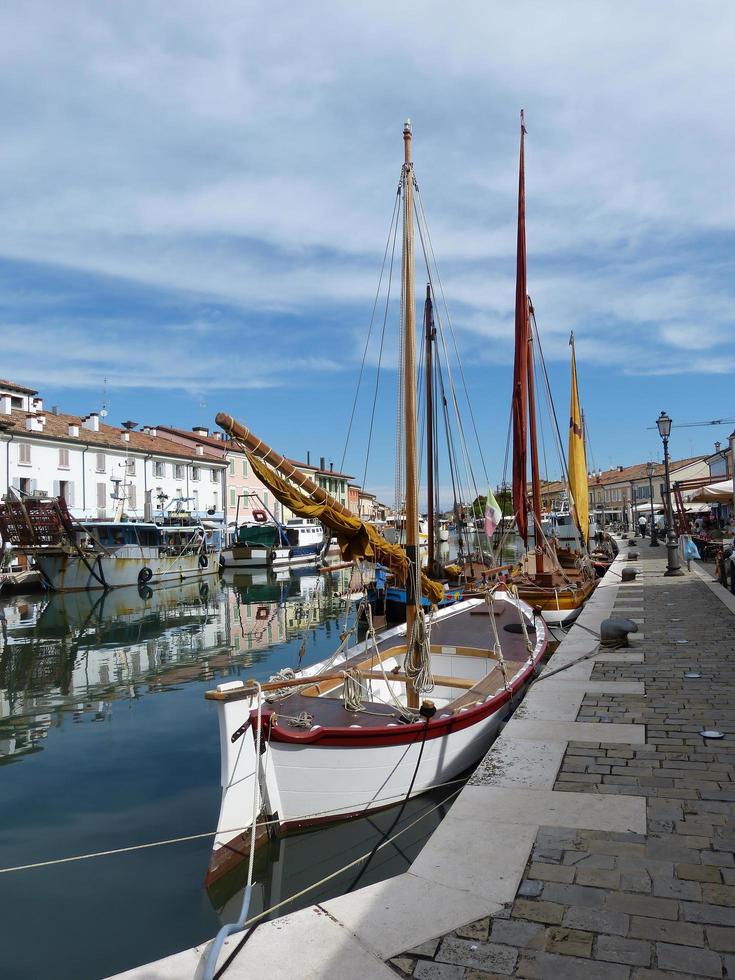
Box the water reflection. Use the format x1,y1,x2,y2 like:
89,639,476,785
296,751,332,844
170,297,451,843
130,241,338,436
0,567,361,766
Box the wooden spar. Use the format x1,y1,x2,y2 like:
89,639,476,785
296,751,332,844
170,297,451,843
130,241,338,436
526,297,545,576
424,282,436,576
402,119,421,709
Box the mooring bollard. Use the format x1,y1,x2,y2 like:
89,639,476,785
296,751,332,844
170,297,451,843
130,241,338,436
621,567,639,582
627,550,640,560
601,616,639,647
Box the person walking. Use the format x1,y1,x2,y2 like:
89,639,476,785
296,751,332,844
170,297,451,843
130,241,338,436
638,514,647,538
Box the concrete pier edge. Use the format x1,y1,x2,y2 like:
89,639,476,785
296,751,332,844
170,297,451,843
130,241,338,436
110,543,649,979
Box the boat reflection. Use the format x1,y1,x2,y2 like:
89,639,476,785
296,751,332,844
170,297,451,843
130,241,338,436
0,567,359,765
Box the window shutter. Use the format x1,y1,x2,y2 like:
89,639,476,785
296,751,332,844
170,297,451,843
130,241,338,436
97,483,106,508
53,480,60,497
66,482,75,506
128,485,137,509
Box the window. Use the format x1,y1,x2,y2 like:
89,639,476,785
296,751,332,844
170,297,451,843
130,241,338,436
174,464,185,480
127,484,137,509
229,460,235,476
192,466,200,482
154,461,165,478
242,459,248,477
59,448,70,469
126,458,136,476
192,490,199,510
211,493,218,511
210,468,218,483
229,488,237,507
18,442,31,465
96,452,106,473
58,480,74,505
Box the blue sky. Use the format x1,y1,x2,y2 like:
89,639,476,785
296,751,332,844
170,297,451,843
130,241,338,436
2,1,734,505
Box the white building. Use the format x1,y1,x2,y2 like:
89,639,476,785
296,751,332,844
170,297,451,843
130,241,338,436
0,379,228,524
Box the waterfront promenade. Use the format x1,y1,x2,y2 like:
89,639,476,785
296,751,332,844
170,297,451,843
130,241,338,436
113,539,735,979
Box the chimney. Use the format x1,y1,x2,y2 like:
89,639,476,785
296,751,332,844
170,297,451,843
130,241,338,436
307,450,311,465
121,431,130,442
141,426,150,435
330,461,334,472
82,412,100,432
0,395,11,415
192,426,208,437
617,465,624,472
121,421,138,431
33,397,43,412
51,405,59,415
37,414,46,427
196,445,204,456
149,427,157,438
68,423,80,438
25,414,43,432
715,441,721,452
320,456,326,471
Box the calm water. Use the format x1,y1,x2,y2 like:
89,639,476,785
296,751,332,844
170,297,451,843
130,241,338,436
0,567,461,979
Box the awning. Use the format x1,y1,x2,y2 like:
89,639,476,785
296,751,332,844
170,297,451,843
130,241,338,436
687,479,734,503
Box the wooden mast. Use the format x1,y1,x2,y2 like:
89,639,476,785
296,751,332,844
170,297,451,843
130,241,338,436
424,282,437,576
402,119,421,708
526,297,545,575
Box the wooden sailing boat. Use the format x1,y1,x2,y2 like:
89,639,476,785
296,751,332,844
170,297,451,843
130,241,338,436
203,121,549,885
510,113,596,625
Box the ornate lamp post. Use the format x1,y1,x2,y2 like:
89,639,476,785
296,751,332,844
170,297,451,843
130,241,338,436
647,461,659,546
656,411,683,576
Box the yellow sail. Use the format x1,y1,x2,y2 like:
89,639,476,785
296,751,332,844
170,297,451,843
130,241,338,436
568,334,588,544
247,452,445,605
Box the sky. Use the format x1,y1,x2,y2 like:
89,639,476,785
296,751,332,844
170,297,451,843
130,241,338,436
2,1,734,506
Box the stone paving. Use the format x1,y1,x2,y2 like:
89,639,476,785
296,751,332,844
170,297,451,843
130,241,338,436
389,548,735,979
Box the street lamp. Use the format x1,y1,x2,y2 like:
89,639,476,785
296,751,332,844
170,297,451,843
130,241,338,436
647,461,659,546
656,411,683,576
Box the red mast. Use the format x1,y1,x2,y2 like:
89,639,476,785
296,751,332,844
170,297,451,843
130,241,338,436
511,111,529,544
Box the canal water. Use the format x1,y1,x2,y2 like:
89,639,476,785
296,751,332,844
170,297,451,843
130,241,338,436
0,565,468,980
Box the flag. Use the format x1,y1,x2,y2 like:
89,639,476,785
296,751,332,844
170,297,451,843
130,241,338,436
568,333,589,544
484,486,502,537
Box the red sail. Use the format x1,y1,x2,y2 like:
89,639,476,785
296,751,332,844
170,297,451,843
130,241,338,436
512,112,529,544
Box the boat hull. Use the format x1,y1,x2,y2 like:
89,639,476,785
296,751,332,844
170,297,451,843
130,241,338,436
221,542,323,569
34,551,220,592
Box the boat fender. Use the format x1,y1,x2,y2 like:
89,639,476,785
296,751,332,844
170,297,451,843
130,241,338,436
253,509,268,523
256,605,269,621
419,699,437,719
199,582,210,600
270,550,277,563
138,583,153,601
138,566,153,585
199,554,209,568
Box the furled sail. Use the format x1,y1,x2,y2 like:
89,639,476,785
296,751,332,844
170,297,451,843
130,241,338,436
567,333,588,544
512,111,529,544
216,413,444,605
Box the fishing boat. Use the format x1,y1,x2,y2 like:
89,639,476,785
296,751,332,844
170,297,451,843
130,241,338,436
508,114,596,626
203,121,549,885
0,494,221,592
221,516,327,569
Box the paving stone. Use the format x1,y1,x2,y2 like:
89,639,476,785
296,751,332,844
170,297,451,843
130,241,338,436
677,862,722,883
706,925,735,952
575,868,621,889
596,933,652,966
454,919,491,942
604,892,678,920
435,937,517,974
517,879,544,898
655,941,723,977
413,962,465,980
627,916,704,946
512,900,565,925
681,901,735,926
702,882,735,907
490,919,544,949
516,949,629,979
528,863,575,883
407,937,442,956
651,875,702,900
562,906,629,936
620,870,652,893
541,882,607,909
543,927,593,957
388,955,416,976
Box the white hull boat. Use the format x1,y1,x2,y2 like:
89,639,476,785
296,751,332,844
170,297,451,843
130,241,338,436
205,590,548,884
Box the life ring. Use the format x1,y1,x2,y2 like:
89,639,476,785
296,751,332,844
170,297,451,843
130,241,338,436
256,605,269,621
138,566,153,585
198,554,209,569
252,509,268,523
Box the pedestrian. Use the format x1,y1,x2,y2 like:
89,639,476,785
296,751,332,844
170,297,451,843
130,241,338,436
638,514,647,538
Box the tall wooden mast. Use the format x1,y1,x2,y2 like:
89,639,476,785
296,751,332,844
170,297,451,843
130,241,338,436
402,120,421,705
424,282,437,576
